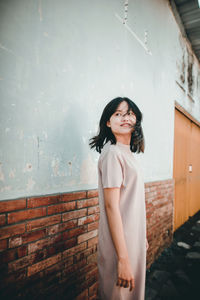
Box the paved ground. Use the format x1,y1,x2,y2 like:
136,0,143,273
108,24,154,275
145,210,200,300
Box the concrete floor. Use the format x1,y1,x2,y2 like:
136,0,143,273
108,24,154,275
145,210,200,300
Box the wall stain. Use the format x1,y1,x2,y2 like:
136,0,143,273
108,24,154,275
19,130,24,140
23,163,33,173
5,128,10,133
0,163,5,181
38,0,43,22
197,70,200,90
180,53,185,84
187,52,194,95
26,177,36,191
51,158,59,176
0,43,16,57
0,186,11,192
9,169,16,178
68,161,72,177
37,136,40,170
80,154,97,185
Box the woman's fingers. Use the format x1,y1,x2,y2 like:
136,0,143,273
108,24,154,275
121,280,129,288
117,278,126,287
124,280,129,288
120,280,124,287
116,278,122,287
116,278,133,290
130,278,135,291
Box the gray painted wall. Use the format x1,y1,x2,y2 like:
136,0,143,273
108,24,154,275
0,0,200,201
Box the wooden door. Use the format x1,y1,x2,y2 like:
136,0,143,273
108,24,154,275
173,107,200,231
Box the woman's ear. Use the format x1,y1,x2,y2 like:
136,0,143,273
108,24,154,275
106,120,111,127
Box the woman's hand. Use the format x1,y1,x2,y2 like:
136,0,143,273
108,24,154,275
116,257,135,292
146,238,149,251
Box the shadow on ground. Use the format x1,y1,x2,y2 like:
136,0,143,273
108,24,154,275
145,210,200,300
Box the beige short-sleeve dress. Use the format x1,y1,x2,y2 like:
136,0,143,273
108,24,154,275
97,140,146,300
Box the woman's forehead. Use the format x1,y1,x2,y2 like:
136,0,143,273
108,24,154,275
116,101,133,112
117,101,129,109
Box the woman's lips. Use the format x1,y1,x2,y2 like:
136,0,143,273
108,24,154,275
121,123,131,127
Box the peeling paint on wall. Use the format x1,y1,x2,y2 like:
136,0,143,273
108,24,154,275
67,179,77,186
0,43,16,57
176,34,198,102
187,53,194,95
68,161,72,177
82,136,87,144
23,163,33,173
0,186,11,192
177,35,186,86
5,128,10,133
42,131,48,140
80,154,97,185
9,169,16,178
38,0,43,22
180,53,185,84
0,164,5,181
18,129,24,140
37,136,40,170
197,70,200,91
51,158,60,177
26,178,36,191
66,155,78,178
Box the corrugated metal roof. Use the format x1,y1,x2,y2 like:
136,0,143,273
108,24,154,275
173,0,200,61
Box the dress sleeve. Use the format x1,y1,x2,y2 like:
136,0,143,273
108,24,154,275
100,149,124,188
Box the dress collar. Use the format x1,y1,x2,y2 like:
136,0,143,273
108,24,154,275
116,141,131,152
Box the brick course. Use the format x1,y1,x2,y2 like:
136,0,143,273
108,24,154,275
145,179,174,268
0,179,174,299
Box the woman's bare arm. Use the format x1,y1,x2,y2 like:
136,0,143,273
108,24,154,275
103,187,135,291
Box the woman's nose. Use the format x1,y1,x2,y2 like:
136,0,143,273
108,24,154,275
122,113,129,120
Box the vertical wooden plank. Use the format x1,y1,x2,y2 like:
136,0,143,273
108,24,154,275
173,109,191,231
189,122,200,216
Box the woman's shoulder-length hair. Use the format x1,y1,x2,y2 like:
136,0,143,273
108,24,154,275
89,97,145,154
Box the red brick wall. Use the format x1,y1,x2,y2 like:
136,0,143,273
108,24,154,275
0,179,174,299
145,179,174,268
0,190,99,300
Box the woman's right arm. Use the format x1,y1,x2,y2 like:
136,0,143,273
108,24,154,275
103,187,135,291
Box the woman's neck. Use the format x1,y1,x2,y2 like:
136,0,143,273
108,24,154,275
115,135,131,145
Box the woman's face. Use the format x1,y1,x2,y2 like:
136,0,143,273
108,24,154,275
106,101,136,137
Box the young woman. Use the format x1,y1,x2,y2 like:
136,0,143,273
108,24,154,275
89,97,149,300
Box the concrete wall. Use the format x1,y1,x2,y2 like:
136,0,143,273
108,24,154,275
0,0,200,201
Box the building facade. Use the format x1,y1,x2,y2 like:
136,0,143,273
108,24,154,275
0,0,200,299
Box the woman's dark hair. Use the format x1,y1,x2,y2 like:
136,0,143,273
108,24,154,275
89,97,145,153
